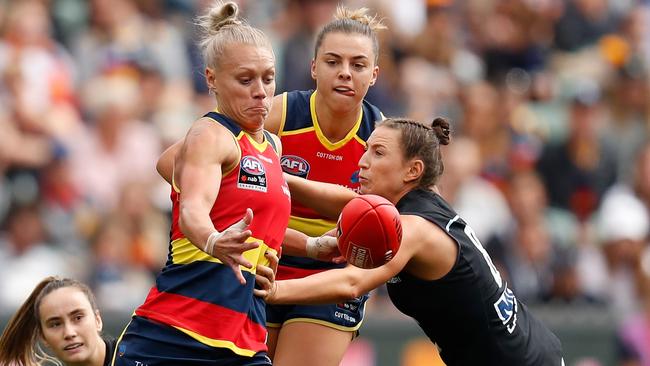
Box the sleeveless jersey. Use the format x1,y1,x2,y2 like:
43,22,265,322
135,111,291,357
276,90,383,279
387,189,563,366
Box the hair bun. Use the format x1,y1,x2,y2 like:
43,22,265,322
431,117,451,145
206,1,241,35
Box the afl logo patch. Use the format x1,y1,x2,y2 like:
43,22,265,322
238,156,267,192
281,155,310,178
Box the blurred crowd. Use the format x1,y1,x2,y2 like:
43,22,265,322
1,0,650,363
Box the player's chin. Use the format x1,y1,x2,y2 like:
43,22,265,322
359,183,371,195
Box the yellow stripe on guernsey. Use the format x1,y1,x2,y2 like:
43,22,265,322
288,215,336,237
173,328,257,357
277,92,288,136
240,131,269,153
170,237,277,271
310,91,363,151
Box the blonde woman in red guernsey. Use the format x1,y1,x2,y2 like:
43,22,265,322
157,6,386,366
113,2,290,365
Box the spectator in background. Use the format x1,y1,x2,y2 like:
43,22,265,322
90,215,155,313
71,0,192,84
278,0,338,92
602,63,649,182
535,80,618,221
590,185,650,319
438,136,510,244
616,282,650,366
67,74,161,212
489,170,571,303
553,0,619,52
0,204,73,310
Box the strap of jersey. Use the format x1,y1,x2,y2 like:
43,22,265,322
263,130,278,154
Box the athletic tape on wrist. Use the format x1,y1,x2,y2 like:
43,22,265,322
205,230,222,256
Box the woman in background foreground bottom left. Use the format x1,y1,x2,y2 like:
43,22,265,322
0,276,115,366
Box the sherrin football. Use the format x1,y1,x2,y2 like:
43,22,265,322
336,194,402,269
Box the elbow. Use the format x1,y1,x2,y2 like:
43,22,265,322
341,271,367,300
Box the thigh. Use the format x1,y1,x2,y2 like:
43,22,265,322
266,327,280,360
272,321,354,366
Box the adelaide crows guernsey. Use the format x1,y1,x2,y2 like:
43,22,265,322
276,90,383,279
135,111,291,357
387,189,563,366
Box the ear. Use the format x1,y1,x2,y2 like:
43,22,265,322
95,310,103,332
369,65,379,86
310,59,317,80
404,159,424,184
205,67,217,94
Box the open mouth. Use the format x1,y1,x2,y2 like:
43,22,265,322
63,343,83,351
333,87,355,96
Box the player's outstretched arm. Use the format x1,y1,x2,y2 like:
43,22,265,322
258,215,422,304
282,228,342,262
177,119,259,284
284,173,359,220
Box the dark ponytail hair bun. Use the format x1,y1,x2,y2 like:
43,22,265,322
431,117,451,145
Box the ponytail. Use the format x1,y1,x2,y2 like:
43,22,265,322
0,277,99,366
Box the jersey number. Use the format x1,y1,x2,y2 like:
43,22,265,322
463,226,502,287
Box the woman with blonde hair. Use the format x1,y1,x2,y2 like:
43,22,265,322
157,6,388,365
113,2,290,365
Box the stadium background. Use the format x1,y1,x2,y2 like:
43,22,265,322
1,0,649,364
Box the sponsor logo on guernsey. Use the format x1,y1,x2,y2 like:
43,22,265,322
350,170,360,183
336,295,363,312
494,286,518,333
316,151,343,161
387,276,401,284
280,155,310,178
238,156,267,192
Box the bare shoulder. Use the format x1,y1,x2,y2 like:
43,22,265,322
401,214,457,279
181,117,239,164
400,214,442,237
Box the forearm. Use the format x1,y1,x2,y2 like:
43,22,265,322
282,228,309,257
285,174,358,219
271,267,364,304
179,204,217,251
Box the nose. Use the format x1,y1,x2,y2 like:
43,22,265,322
63,322,77,340
358,150,369,169
338,63,352,81
251,78,267,99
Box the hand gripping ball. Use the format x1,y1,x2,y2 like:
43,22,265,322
336,194,402,269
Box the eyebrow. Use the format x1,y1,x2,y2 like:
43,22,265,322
45,309,85,323
322,52,369,60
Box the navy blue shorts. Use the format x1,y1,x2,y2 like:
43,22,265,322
266,294,369,332
111,316,272,366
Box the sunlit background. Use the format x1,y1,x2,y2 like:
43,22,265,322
1,0,649,364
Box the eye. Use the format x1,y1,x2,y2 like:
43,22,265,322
326,59,337,66
48,321,62,328
239,78,252,85
264,75,275,84
74,314,84,321
354,63,366,70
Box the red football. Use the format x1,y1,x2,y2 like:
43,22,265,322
336,194,402,269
